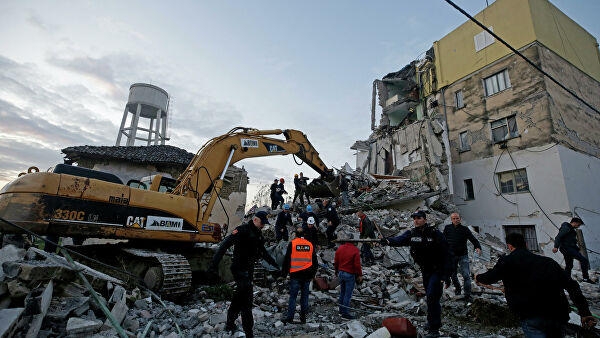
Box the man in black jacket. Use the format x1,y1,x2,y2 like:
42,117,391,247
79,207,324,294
322,199,340,248
380,210,452,337
552,217,593,283
281,228,318,324
476,232,596,337
209,211,280,338
443,212,481,301
275,204,293,241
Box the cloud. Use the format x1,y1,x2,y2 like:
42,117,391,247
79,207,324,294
26,10,57,32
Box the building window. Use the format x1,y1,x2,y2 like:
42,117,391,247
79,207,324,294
491,115,518,143
459,131,470,152
474,27,495,52
484,69,511,96
455,90,464,109
504,225,539,251
464,179,474,200
498,168,529,194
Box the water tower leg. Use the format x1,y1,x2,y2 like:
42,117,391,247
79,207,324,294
161,114,167,145
154,108,162,145
116,107,129,146
127,103,142,146
147,117,155,146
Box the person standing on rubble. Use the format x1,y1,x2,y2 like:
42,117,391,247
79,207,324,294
322,199,340,248
339,175,350,207
357,210,376,265
380,210,452,337
270,179,279,210
292,173,310,205
443,212,481,302
209,211,280,338
552,217,595,283
301,216,319,247
476,232,597,337
281,227,318,324
275,178,288,209
335,233,363,319
275,203,293,241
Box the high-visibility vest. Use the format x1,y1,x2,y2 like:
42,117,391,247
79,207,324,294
290,237,314,273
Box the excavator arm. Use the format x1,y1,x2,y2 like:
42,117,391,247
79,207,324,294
172,127,335,224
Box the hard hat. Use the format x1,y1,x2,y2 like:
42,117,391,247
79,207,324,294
280,178,285,183
307,217,315,225
294,174,299,177
306,205,313,212
283,204,290,210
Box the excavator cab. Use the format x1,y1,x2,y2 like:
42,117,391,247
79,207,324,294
133,175,178,193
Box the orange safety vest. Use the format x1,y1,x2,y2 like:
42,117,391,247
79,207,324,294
290,237,314,273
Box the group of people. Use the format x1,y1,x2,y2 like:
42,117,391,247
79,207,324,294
210,207,597,338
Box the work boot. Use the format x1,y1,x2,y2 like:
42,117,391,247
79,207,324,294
464,295,472,303
282,317,293,325
300,313,306,324
225,322,237,334
341,313,355,320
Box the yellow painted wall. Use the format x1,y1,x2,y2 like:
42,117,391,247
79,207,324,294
434,0,600,87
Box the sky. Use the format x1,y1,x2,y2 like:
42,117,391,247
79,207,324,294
1,0,599,207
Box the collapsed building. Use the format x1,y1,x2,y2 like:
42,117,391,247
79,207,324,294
353,0,600,267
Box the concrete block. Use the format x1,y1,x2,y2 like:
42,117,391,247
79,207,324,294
366,327,391,338
209,312,227,325
108,285,126,304
346,319,368,338
102,299,128,330
47,297,90,321
0,307,24,338
66,317,102,335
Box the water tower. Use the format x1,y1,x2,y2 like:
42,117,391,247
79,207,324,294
116,83,170,146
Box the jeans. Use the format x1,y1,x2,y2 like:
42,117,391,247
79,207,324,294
286,278,310,320
227,270,254,337
338,271,356,315
450,254,472,296
521,316,566,338
561,247,589,279
423,271,443,332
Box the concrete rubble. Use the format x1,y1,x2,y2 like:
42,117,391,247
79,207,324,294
0,178,599,337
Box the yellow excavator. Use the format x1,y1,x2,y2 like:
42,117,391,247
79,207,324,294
0,127,336,297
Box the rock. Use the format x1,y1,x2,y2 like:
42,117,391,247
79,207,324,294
209,313,227,326
7,280,30,298
122,316,139,332
366,327,391,338
197,312,209,322
134,299,149,310
46,297,90,321
66,317,102,335
0,307,24,337
346,320,367,338
108,285,126,304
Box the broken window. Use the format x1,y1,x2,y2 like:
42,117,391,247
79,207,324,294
459,131,470,152
464,178,474,200
504,224,539,251
474,27,495,52
454,90,464,109
491,115,518,143
497,168,529,194
483,69,511,96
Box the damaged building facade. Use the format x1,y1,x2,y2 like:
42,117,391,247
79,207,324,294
354,0,600,265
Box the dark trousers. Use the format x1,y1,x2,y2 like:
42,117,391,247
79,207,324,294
561,247,589,279
360,242,374,262
275,224,289,241
325,224,338,245
423,271,443,332
227,270,254,337
521,316,566,338
270,196,277,209
293,190,309,204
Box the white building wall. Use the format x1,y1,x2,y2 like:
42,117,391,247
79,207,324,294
558,145,600,267
452,144,572,258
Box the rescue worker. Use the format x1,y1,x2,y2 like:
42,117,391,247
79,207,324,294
209,211,280,338
443,212,481,302
335,233,362,319
298,205,319,229
476,232,597,337
322,199,340,248
380,210,452,337
301,216,319,246
552,217,594,283
270,179,279,210
276,178,287,209
339,175,350,207
281,227,318,324
292,173,310,205
275,204,293,241
357,210,376,265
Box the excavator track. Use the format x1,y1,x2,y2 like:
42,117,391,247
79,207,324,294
122,248,192,298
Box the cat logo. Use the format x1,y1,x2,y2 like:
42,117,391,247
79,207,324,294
241,139,259,148
126,216,146,228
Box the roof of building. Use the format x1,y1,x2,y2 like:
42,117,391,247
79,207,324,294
62,145,194,165
350,140,370,150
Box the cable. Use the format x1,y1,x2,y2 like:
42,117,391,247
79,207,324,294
443,0,600,115
492,148,517,205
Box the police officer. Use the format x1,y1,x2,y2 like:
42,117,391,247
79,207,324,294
209,211,279,338
275,204,293,241
281,228,318,324
322,199,340,248
380,210,452,337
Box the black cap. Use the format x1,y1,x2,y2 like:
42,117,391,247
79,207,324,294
411,210,427,219
255,211,270,225
571,217,584,225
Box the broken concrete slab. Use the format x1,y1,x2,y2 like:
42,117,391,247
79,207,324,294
66,317,102,335
101,298,128,330
0,307,24,338
47,296,90,321
24,280,53,338
0,245,26,279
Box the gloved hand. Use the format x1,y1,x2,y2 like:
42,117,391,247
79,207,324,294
581,316,597,329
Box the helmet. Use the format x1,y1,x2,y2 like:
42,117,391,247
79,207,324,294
280,178,285,183
306,205,313,212
294,174,299,178
307,217,315,225
283,204,290,210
